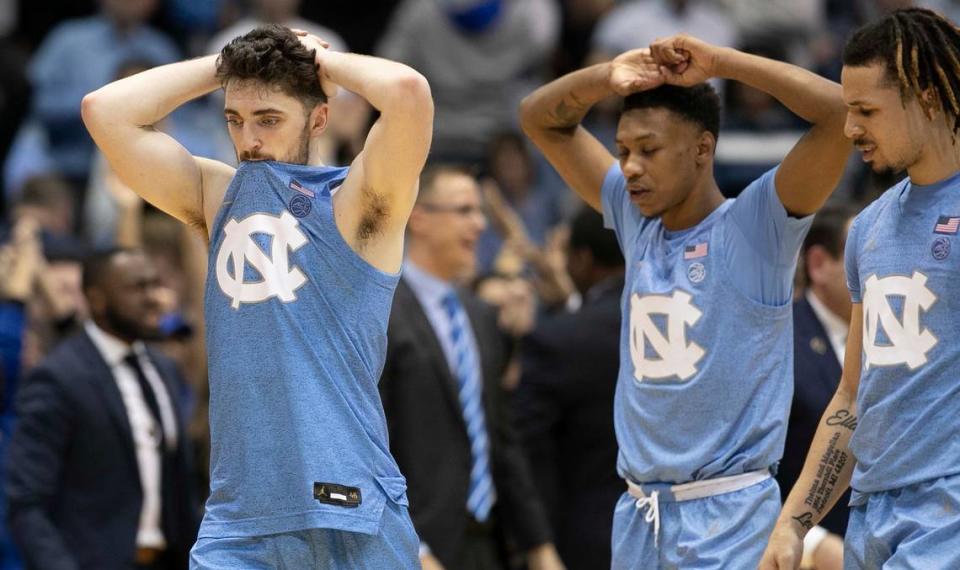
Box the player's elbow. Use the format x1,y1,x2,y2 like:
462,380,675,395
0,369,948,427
392,72,433,119
519,93,550,138
80,90,108,131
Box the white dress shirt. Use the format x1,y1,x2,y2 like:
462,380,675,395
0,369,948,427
805,290,849,365
84,321,178,549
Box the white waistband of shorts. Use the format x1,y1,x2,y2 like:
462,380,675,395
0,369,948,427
626,468,771,503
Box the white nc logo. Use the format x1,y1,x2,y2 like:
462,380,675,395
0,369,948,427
216,211,308,309
629,290,705,383
862,272,938,370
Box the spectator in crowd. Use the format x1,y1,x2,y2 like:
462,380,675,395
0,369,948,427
0,215,45,570
777,207,855,570
589,0,735,64
476,132,565,274
207,0,346,54
0,36,30,220
514,207,624,570
378,0,560,164
715,41,808,196
6,248,200,570
380,165,562,570
719,0,824,62
17,0,178,189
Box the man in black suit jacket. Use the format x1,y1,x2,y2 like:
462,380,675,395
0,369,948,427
7,248,199,570
380,166,561,570
778,208,854,569
514,208,624,570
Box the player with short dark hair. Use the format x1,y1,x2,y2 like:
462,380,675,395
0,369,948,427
520,33,850,568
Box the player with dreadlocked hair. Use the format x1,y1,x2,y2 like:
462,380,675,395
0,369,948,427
761,8,960,570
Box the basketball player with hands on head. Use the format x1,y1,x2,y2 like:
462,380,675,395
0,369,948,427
82,24,433,568
761,8,960,569
520,33,850,568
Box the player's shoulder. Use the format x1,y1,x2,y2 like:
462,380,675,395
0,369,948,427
852,177,911,231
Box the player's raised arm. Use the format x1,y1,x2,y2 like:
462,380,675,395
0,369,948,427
296,32,433,271
519,50,663,211
80,55,235,235
651,34,850,216
759,303,863,570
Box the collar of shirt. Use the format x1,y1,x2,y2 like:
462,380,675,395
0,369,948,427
84,320,147,367
402,260,455,311
805,289,849,361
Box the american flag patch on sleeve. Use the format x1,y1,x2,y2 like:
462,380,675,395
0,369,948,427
684,242,708,259
934,215,959,235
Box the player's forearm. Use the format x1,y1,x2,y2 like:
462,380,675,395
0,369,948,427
81,56,221,133
519,63,614,137
713,48,845,126
318,51,432,117
775,388,858,539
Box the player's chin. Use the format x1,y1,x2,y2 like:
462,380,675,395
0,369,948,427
629,195,663,218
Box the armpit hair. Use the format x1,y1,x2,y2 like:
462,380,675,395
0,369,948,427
356,188,390,246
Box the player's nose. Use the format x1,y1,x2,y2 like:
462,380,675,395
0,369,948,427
843,112,864,140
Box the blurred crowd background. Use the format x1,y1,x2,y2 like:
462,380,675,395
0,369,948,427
0,0,951,569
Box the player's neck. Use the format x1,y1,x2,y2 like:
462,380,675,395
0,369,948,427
908,129,960,185
660,179,724,232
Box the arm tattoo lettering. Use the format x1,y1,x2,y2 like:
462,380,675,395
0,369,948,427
825,409,858,431
802,431,850,513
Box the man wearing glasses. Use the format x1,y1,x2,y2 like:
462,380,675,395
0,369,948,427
379,165,562,570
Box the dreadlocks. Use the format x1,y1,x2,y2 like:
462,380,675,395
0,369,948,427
844,7,960,134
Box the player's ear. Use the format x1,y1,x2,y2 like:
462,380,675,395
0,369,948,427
695,130,715,165
308,101,329,135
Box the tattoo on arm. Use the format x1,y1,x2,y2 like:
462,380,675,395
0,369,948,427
792,512,814,531
548,92,588,131
825,409,858,431
802,431,850,514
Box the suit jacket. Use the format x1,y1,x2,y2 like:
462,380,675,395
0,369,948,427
778,296,850,536
380,280,551,566
6,330,200,570
514,276,624,570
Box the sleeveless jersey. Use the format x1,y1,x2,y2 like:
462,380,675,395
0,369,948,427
845,171,960,495
200,161,406,538
601,164,811,484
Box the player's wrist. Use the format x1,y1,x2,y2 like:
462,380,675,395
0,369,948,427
777,512,814,539
708,45,742,80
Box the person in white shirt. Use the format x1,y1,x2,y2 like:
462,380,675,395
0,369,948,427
7,248,199,570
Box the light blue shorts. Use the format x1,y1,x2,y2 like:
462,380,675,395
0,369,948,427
189,501,419,569
611,476,779,569
845,474,960,570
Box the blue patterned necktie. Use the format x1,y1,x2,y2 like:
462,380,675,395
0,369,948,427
442,291,495,521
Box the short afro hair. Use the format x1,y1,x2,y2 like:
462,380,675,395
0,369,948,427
622,83,721,140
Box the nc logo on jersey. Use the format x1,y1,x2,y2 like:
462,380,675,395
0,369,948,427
629,290,705,383
862,272,938,370
216,211,308,309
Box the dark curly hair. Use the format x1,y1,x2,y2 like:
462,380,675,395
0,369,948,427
622,83,721,141
844,8,960,134
216,24,327,110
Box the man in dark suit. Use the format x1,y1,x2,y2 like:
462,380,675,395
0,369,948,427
514,208,624,570
778,207,855,570
380,165,561,570
6,248,199,570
